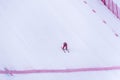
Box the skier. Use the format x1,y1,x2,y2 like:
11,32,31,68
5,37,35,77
62,42,69,53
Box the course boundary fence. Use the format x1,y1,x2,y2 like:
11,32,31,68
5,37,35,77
101,0,120,19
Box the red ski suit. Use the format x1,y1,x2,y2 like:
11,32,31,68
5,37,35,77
62,42,68,50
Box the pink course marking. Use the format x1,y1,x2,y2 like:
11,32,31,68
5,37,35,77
115,33,119,37
4,68,13,76
83,1,87,4
92,9,96,13
1,66,120,75
102,20,107,24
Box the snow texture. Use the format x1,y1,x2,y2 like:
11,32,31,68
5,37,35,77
0,0,120,80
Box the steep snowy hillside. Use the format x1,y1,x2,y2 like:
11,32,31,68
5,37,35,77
0,0,120,80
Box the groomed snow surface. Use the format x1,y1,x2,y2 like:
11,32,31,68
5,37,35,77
113,0,120,5
0,0,120,80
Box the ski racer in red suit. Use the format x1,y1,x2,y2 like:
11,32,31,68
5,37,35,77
62,42,69,53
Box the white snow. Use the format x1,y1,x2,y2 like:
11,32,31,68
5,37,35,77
112,0,120,7
0,0,120,80
113,0,120,5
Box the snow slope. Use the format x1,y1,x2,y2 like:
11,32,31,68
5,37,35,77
113,0,120,6
0,0,120,80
